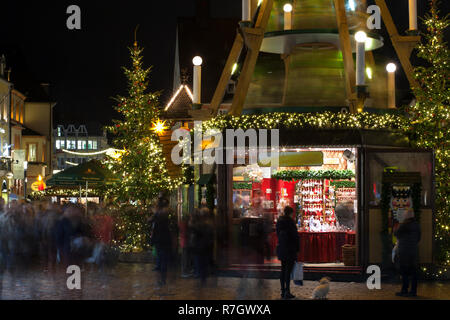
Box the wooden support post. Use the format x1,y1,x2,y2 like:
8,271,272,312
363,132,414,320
333,0,358,113
255,0,273,28
375,0,420,89
229,0,274,116
210,33,244,116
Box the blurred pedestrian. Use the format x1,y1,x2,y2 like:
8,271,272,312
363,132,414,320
394,209,421,297
262,210,273,261
41,204,61,272
191,207,214,286
92,205,114,245
150,194,172,286
179,214,193,278
276,206,299,299
55,204,91,267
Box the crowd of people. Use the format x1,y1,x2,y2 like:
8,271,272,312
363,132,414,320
0,195,421,298
0,199,116,273
150,193,216,287
0,194,218,287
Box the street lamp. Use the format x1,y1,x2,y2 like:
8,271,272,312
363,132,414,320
242,0,252,21
283,3,293,30
386,63,397,109
408,0,418,31
355,31,368,113
192,56,203,105
355,31,367,86
386,62,397,73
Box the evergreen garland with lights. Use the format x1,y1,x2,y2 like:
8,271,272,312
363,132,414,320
329,181,357,189
273,169,355,181
233,182,253,190
202,112,408,132
29,188,103,200
407,0,450,278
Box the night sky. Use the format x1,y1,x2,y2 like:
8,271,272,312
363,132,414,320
0,0,448,128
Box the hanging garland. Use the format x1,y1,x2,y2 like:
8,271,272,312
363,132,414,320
233,182,253,190
273,169,355,181
29,188,104,200
330,181,356,189
202,112,408,132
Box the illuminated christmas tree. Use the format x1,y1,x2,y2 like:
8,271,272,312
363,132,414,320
106,42,183,205
408,0,450,277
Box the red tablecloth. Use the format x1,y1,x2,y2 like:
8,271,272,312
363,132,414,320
269,231,355,263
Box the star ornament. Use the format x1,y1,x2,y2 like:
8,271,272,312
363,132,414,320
151,120,168,135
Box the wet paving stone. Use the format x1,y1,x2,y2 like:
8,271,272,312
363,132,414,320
0,263,448,300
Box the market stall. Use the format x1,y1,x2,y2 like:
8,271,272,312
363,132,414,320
232,148,358,264
40,160,118,206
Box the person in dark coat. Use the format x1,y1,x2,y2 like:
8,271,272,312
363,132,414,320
55,209,75,267
55,205,91,267
394,209,421,297
276,206,299,299
179,214,193,277
151,196,172,286
191,207,214,286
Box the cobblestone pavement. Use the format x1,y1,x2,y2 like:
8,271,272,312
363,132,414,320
0,263,448,300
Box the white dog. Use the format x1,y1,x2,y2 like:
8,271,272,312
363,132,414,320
312,277,331,300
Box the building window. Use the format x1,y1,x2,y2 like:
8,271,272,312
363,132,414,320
77,140,83,150
28,144,37,162
67,140,76,150
93,140,97,150
57,127,62,137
